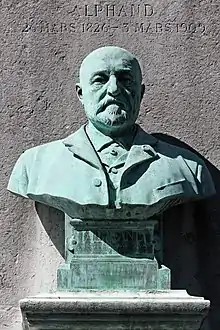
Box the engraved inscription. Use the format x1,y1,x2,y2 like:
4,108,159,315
22,21,206,34
93,229,156,258
69,4,154,17
134,22,206,33
71,221,162,259
20,2,207,35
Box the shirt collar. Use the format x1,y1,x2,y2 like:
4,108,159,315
86,123,114,152
85,122,158,152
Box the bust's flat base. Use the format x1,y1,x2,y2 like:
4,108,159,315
20,290,209,330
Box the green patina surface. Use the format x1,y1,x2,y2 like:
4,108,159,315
57,215,170,291
7,46,215,291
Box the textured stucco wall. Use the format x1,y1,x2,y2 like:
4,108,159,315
0,0,219,328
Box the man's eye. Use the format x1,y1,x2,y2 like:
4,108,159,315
119,75,133,86
121,79,133,86
93,77,107,84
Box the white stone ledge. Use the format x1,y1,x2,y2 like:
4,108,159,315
20,291,210,330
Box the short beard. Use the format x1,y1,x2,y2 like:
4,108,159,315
85,102,139,136
97,107,128,127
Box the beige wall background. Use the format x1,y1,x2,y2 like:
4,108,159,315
0,0,219,328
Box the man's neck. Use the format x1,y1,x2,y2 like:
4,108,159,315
113,125,137,150
88,122,137,150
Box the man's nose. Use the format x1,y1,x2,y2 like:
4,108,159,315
107,75,120,96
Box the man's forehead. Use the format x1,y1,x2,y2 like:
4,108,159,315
91,58,133,74
79,46,142,81
80,54,135,78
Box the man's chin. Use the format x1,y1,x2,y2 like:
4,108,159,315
100,115,127,127
92,117,133,135
98,109,127,124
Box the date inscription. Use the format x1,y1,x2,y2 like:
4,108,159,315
22,21,206,34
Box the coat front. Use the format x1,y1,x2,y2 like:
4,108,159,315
8,125,215,220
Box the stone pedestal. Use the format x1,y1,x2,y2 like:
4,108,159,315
20,291,209,330
58,216,170,291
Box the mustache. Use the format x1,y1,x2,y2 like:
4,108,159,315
97,98,126,114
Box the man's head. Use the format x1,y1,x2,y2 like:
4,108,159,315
76,46,145,136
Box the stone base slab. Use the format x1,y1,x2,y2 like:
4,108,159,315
57,261,170,291
20,290,210,330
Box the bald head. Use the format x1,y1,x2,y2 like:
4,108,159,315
79,46,142,83
76,46,145,136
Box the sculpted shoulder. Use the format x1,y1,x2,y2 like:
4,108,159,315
7,136,71,198
21,137,66,160
155,138,202,165
154,137,215,198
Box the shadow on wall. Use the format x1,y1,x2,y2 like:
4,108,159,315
153,133,220,330
35,202,65,258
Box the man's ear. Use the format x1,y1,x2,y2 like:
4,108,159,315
141,84,145,100
76,83,83,103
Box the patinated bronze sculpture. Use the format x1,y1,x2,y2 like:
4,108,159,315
8,46,215,292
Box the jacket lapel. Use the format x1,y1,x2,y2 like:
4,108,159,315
62,125,159,173
62,125,102,170
121,127,159,177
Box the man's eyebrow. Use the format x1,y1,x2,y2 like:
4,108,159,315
117,68,132,72
90,70,109,78
89,68,133,83
116,68,133,75
91,68,132,76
